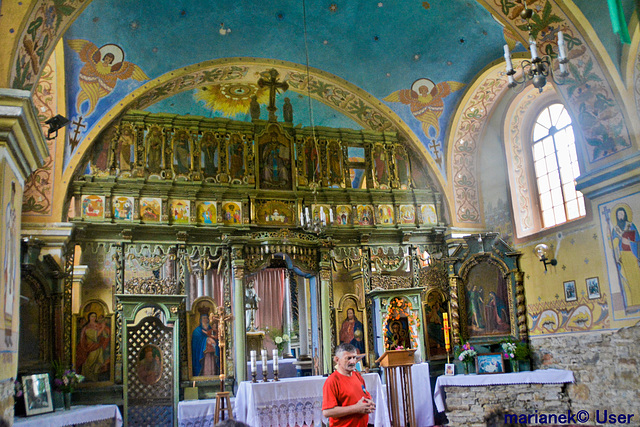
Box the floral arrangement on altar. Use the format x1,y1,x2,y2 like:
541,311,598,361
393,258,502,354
500,338,530,361
382,297,420,350
52,361,84,393
455,342,477,363
266,327,290,356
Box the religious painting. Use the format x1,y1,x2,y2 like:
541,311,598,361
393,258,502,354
1,175,20,349
258,126,293,190
256,199,294,226
335,205,352,226
303,137,320,185
399,205,416,225
394,145,411,189
385,317,411,350
140,198,161,222
598,195,640,318
222,201,242,225
465,261,511,338
335,295,367,357
173,130,192,176
312,204,333,225
228,134,245,183
199,132,219,179
81,195,105,219
476,353,505,374
196,201,217,225
137,344,163,385
170,200,190,224
187,297,222,380
113,196,134,221
117,124,135,172
72,300,114,385
564,281,577,302
587,277,601,300
372,143,389,188
145,125,164,174
376,204,394,225
356,205,374,226
327,140,344,188
22,373,53,416
420,204,438,225
423,291,448,360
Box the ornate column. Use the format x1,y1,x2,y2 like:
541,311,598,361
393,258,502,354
514,271,528,340
319,265,332,373
231,246,247,381
448,266,462,346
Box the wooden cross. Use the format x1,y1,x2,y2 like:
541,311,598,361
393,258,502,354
69,116,86,150
258,68,289,122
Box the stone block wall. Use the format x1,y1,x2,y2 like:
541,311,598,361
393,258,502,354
443,383,570,426
529,321,640,425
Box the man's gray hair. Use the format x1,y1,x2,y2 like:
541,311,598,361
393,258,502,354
335,342,357,357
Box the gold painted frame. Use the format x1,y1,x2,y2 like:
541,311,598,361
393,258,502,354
187,297,224,381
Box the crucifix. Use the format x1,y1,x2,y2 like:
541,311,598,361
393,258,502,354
258,68,289,122
70,116,86,150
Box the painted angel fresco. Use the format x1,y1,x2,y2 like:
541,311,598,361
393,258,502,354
67,40,149,116
384,78,464,139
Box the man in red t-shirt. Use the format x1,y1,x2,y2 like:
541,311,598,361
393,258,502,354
322,343,376,427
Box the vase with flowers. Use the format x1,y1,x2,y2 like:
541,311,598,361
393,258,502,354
52,361,84,410
455,342,477,375
501,338,530,372
266,327,291,357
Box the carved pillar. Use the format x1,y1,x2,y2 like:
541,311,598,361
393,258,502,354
515,271,528,340
319,265,332,373
231,246,246,381
448,268,461,346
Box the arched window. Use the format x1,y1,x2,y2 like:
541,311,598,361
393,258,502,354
531,104,585,228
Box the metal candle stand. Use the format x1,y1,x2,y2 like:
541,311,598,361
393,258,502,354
262,368,269,382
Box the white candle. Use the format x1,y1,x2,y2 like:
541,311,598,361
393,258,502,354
261,349,268,372
557,31,566,59
503,44,513,72
530,39,538,60
300,212,304,225
320,208,326,224
329,208,334,224
272,349,279,372
250,350,257,373
305,207,310,223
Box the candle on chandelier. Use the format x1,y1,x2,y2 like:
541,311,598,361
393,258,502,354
503,44,513,72
529,38,539,60
250,350,257,373
272,349,279,372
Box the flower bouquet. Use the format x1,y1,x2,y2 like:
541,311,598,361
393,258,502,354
266,327,290,357
52,361,84,393
454,342,477,374
501,338,530,372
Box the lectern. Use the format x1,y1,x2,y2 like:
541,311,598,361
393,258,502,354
376,349,417,427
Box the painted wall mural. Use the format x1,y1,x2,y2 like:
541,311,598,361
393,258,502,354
384,78,464,169
528,296,609,335
599,193,640,320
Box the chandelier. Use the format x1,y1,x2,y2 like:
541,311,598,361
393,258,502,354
503,1,569,92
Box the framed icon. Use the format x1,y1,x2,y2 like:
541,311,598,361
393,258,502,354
476,353,505,375
563,280,577,302
22,373,54,416
586,277,600,299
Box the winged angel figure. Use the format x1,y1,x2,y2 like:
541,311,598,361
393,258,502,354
384,78,464,139
67,40,149,116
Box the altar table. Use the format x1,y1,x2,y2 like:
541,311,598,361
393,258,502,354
234,373,391,427
14,405,123,427
433,368,575,412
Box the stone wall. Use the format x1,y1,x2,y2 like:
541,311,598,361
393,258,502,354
530,321,640,425
443,383,570,426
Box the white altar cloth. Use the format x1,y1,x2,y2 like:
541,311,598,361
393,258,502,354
179,398,224,427
433,368,575,412
14,404,123,427
234,373,391,427
246,357,298,380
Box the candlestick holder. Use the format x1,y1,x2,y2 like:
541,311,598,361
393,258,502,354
273,370,279,382
251,371,257,383
262,369,269,382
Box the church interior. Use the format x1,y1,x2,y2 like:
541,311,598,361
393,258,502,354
1,0,640,425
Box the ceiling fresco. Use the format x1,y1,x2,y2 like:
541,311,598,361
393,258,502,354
61,0,510,173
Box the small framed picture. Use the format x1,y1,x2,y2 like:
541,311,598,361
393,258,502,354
444,363,455,376
22,373,54,416
563,280,577,302
476,353,505,375
586,277,600,299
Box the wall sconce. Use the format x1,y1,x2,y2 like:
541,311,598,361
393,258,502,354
44,114,69,140
534,243,557,271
